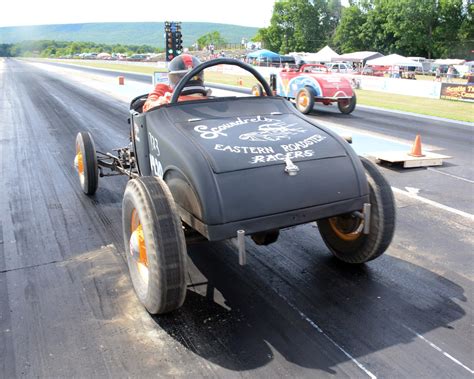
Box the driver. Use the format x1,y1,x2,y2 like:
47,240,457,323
143,54,208,112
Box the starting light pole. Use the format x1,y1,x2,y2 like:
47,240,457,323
164,21,183,62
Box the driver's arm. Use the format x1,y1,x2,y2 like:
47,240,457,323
143,83,173,112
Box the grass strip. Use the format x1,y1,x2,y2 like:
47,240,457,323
355,89,473,123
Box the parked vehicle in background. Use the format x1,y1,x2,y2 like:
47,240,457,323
407,57,431,72
127,54,149,62
454,62,474,79
430,64,448,76
326,62,354,73
81,53,98,59
360,66,386,77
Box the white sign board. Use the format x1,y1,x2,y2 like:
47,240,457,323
153,72,169,86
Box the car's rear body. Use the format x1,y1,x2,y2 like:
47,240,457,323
131,96,368,241
275,68,354,101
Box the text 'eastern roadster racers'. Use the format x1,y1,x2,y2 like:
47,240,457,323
74,58,395,315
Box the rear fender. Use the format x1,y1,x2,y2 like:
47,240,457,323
130,111,151,176
163,168,203,220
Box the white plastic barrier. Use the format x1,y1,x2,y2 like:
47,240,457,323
356,75,442,99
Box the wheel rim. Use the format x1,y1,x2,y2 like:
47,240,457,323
328,215,363,241
130,209,149,285
339,99,349,109
298,93,309,108
75,143,84,182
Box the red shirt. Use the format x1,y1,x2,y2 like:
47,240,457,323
143,83,206,112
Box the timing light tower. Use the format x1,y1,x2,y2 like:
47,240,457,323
164,21,183,62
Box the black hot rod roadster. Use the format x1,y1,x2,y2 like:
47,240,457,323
74,58,395,314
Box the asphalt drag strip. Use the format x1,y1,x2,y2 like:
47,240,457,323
0,58,472,378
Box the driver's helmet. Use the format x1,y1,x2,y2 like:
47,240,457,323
168,54,205,94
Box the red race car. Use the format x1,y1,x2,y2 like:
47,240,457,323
267,64,356,115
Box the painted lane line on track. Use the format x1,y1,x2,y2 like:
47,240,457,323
277,294,377,378
426,168,474,184
392,187,474,221
402,325,474,374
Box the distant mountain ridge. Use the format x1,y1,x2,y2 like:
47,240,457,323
0,22,259,46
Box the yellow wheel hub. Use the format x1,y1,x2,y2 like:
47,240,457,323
299,94,309,107
328,216,363,241
130,209,149,283
75,149,84,176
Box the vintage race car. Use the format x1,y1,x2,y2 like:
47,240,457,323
267,63,357,114
74,58,395,315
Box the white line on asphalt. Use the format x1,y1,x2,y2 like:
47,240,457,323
426,168,474,184
278,294,377,378
403,325,474,374
392,187,474,221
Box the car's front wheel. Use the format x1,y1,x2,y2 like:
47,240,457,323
75,132,98,195
296,87,315,114
317,157,396,263
122,176,187,314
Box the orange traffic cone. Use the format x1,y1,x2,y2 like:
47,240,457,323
238,77,243,86
408,135,425,157
118,76,125,85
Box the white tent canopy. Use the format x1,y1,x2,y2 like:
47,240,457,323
290,45,340,63
334,51,383,63
434,59,465,65
97,52,111,59
366,54,422,67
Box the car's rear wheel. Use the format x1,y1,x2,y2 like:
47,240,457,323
296,87,315,114
317,157,395,263
337,94,357,114
122,176,187,314
75,132,98,195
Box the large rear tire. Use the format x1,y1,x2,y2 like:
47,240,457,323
296,87,315,114
75,132,98,195
337,94,356,114
317,157,395,263
122,176,187,314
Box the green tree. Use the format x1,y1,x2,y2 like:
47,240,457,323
257,0,336,54
458,1,474,59
0,44,12,57
381,0,438,57
333,4,367,52
434,0,469,58
197,31,226,48
334,0,471,59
